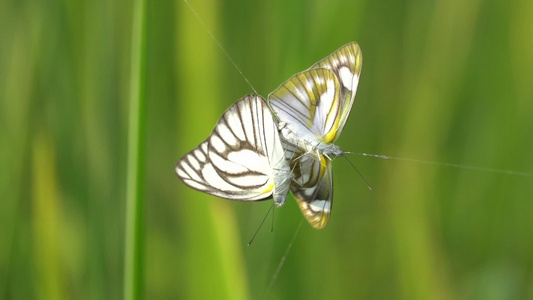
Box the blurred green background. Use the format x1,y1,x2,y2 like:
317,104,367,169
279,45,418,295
1,0,533,299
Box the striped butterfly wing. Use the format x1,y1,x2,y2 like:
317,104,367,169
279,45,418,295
289,151,333,229
268,68,340,228
176,95,291,204
282,141,333,229
268,42,362,228
309,42,362,141
176,140,255,200
268,68,342,145
268,42,362,145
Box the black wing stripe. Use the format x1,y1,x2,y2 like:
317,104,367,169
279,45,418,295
176,95,284,201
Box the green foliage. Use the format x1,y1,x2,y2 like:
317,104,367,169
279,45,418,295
1,0,532,299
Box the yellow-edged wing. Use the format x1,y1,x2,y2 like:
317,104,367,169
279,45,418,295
268,42,362,145
310,42,362,142
268,68,342,145
268,42,362,229
290,152,332,229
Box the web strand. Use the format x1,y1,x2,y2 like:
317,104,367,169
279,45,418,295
263,219,304,299
347,152,533,177
182,0,259,95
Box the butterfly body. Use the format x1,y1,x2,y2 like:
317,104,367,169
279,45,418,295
278,122,344,159
271,165,292,206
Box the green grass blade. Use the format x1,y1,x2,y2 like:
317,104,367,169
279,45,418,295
124,0,148,298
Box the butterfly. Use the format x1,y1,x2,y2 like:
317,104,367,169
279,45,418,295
176,42,362,229
175,94,292,206
267,42,362,229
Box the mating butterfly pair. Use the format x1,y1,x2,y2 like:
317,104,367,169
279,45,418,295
175,42,362,229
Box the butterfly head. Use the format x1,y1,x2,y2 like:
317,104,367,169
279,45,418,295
315,142,344,159
273,195,286,207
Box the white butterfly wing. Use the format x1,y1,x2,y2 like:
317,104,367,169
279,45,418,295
176,95,291,203
176,140,263,200
269,68,342,145
267,42,362,229
290,153,333,229
309,41,362,140
268,68,339,228
268,42,362,144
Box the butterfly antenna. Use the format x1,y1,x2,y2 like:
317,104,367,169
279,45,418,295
342,155,373,191
248,204,275,246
